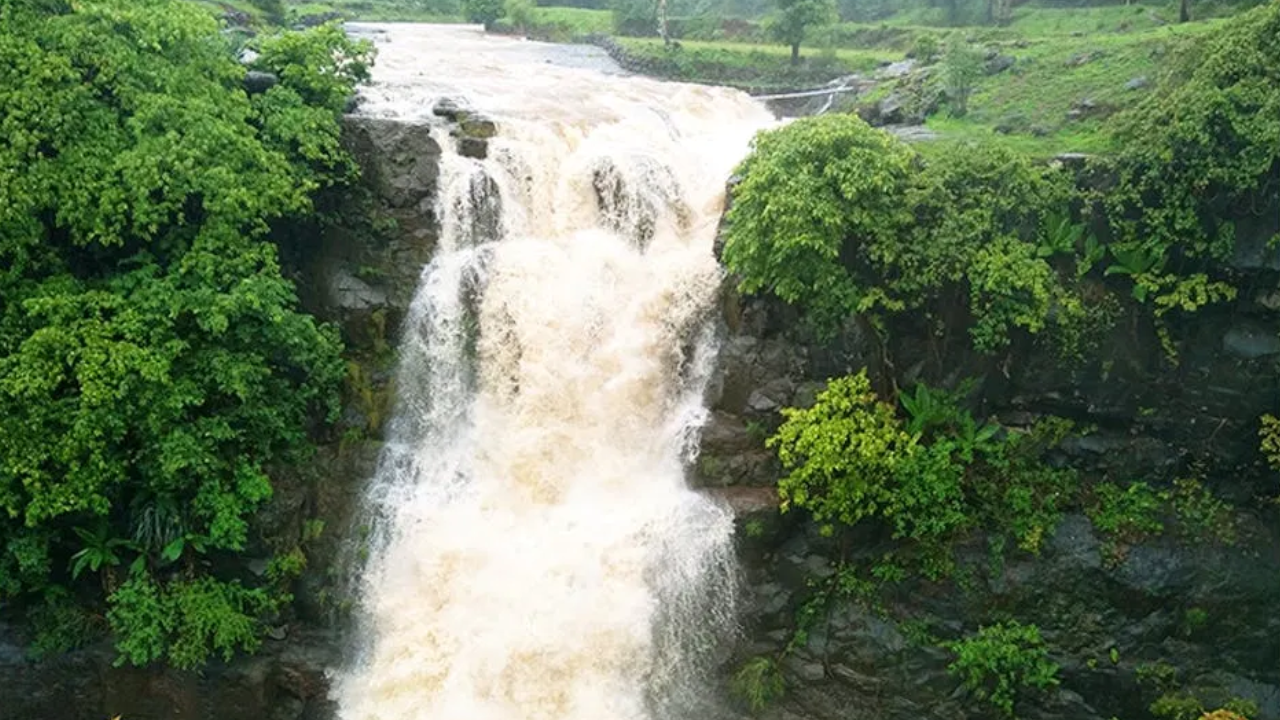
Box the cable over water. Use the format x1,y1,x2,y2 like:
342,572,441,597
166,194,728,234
335,24,775,720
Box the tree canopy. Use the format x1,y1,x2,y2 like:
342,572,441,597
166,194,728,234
721,114,1079,351
0,0,368,667
769,0,837,64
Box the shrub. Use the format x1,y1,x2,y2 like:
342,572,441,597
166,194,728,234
772,370,923,532
941,37,982,116
464,0,506,29
722,116,916,335
1098,3,1280,317
945,621,1060,717
731,655,786,712
722,114,1081,351
1088,481,1166,538
772,371,1076,574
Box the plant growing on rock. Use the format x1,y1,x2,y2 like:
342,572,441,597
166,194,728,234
1259,414,1280,469
1170,477,1237,545
1201,711,1251,720
1088,481,1166,538
772,370,925,533
731,655,786,713
771,370,1076,577
944,621,1060,717
1096,2,1280,324
722,115,916,335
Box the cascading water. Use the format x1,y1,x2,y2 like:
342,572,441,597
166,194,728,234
336,24,776,720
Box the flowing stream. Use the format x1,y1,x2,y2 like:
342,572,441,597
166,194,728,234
336,24,775,720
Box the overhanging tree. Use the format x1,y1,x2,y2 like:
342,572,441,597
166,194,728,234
0,0,366,667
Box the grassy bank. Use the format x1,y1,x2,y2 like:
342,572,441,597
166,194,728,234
912,17,1223,155
612,36,896,89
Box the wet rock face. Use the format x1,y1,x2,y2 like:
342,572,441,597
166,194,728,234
343,116,441,211
0,628,339,720
590,155,691,252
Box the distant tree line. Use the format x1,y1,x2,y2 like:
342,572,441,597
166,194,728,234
549,0,1265,27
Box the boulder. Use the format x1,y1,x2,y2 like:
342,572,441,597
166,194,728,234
985,53,1016,74
342,116,441,210
244,70,278,94
1065,50,1103,68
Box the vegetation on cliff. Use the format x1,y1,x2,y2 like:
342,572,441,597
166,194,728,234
722,113,1082,350
772,371,1076,577
1096,2,1280,310
724,0,1280,356
0,0,370,668
725,5,1280,716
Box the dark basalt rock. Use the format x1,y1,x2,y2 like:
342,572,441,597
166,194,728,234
244,70,278,94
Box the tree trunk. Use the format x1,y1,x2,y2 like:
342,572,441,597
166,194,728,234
658,0,669,47
1180,0,1191,22
791,42,800,65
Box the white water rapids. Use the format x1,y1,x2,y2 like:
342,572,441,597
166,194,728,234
335,25,775,720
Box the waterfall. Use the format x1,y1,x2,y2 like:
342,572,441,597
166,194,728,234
336,24,775,720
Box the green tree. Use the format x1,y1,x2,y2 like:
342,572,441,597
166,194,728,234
721,115,915,334
0,0,363,668
465,0,507,29
769,0,838,65
941,37,982,116
945,621,1060,717
721,114,1079,350
506,0,536,33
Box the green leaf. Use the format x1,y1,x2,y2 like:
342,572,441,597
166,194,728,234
161,537,185,563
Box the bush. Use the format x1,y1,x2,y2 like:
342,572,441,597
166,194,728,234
506,0,536,31
945,621,1060,717
1099,3,1280,314
465,0,506,28
772,370,1076,575
722,114,1081,351
1088,481,1166,538
731,655,786,712
773,371,928,532
941,37,982,116
909,32,941,62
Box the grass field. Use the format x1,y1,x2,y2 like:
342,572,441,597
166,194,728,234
526,6,613,35
944,18,1222,152
608,3,1228,156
